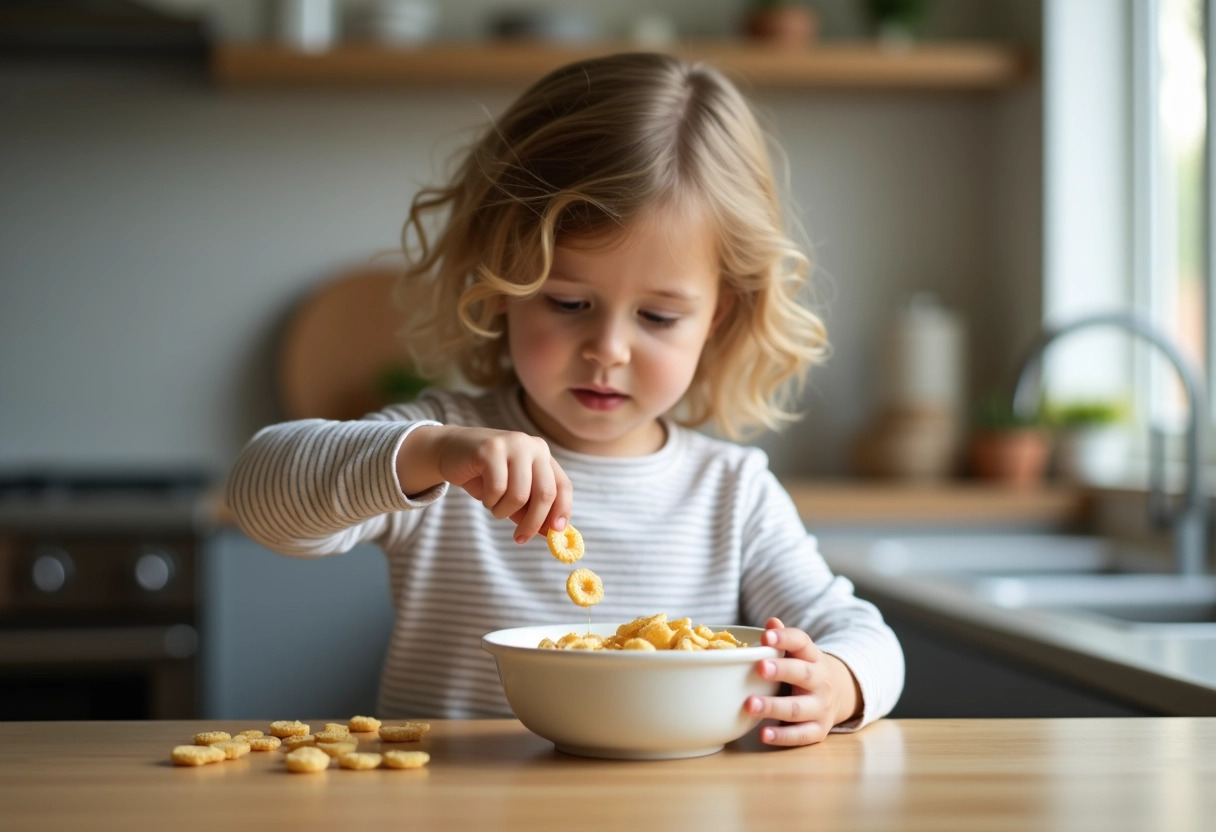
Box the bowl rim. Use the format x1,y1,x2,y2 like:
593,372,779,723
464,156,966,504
481,622,781,663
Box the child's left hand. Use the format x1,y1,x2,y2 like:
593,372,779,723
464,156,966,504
744,617,863,747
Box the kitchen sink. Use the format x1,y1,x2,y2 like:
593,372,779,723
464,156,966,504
965,573,1216,634
826,534,1216,635
857,534,1164,577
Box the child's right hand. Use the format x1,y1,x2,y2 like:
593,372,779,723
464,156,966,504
398,425,572,545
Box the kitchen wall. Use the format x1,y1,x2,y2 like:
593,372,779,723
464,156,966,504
0,0,1042,479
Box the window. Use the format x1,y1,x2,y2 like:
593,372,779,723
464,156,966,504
1137,0,1208,430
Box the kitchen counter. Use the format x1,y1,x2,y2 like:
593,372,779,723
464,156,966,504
3,718,1212,831
821,538,1216,716
204,479,1093,530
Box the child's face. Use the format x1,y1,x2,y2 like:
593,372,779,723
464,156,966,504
505,207,723,456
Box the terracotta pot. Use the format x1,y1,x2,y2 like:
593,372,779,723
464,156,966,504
968,429,1051,489
744,5,818,47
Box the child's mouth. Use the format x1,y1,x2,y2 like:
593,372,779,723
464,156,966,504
572,389,628,411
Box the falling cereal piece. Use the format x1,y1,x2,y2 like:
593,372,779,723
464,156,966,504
566,567,603,607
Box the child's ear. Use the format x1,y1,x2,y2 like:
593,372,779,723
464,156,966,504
710,289,736,333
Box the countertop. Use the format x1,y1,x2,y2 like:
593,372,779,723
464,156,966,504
3,719,1214,831
821,538,1216,715
201,479,1092,530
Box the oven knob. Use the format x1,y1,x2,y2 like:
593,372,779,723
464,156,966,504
134,550,175,592
31,548,73,593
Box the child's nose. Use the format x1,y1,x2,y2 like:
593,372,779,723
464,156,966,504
582,314,630,366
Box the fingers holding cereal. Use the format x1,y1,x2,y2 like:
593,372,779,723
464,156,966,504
432,427,572,545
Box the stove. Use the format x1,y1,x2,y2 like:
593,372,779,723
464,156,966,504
0,469,214,720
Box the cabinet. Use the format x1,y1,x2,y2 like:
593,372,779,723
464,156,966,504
200,530,394,719
877,606,1154,718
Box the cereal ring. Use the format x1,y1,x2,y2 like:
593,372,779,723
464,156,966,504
280,734,317,751
348,716,381,733
565,567,603,607
171,745,225,766
338,752,383,771
317,741,359,758
284,746,330,773
247,736,281,752
235,730,264,740
213,740,251,760
193,731,231,746
323,723,350,736
378,722,431,742
383,750,430,769
269,720,310,738
546,525,584,564
622,637,656,651
314,729,349,743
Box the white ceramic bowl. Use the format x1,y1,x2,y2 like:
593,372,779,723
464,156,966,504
482,622,781,760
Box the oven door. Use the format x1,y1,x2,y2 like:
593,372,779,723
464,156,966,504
0,624,198,719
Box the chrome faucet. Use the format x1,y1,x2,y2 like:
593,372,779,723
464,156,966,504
1011,311,1209,575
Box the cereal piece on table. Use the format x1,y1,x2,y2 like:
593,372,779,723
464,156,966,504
280,734,317,751
566,567,603,607
213,740,251,760
314,729,350,743
546,524,584,564
317,741,358,758
269,720,310,738
247,736,281,752
338,752,383,771
622,637,656,651
378,722,431,742
284,746,330,773
348,715,381,733
235,730,264,740
172,745,225,766
382,750,430,770
193,731,231,746
323,723,350,736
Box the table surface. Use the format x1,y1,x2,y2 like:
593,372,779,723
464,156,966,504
2,718,1213,832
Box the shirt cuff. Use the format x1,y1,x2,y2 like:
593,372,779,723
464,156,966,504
389,419,450,507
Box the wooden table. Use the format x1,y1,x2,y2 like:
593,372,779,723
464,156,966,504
3,719,1213,831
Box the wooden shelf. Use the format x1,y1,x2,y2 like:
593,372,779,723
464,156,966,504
211,40,1033,91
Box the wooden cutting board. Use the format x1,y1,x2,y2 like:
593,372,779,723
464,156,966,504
277,265,417,421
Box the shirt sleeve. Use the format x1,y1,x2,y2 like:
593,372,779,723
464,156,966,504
225,403,450,557
736,453,905,730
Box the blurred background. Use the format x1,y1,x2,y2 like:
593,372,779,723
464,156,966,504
2,0,1212,722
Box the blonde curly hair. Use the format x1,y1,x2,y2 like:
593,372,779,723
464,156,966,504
397,52,828,439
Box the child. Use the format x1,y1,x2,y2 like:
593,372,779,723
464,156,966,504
227,52,903,746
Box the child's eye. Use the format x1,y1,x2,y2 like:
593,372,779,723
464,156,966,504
640,311,678,328
546,297,586,313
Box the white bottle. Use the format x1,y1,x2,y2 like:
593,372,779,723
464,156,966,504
275,0,335,52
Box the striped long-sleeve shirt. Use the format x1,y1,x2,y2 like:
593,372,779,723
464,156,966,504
226,386,904,728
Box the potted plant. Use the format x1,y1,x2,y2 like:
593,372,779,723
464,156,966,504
743,0,819,47
967,394,1051,489
866,0,931,49
1045,399,1131,486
